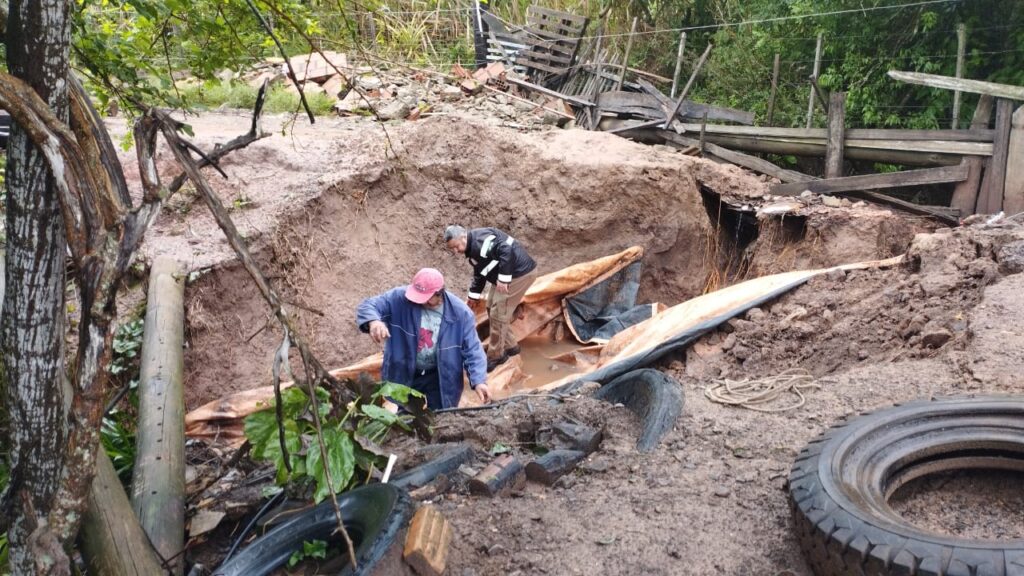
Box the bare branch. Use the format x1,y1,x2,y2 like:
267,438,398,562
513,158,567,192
243,0,315,124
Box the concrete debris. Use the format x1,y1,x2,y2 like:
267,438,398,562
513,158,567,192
231,51,572,130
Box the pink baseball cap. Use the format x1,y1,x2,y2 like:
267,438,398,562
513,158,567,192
405,268,445,304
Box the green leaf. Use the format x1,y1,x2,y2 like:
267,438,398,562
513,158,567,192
303,539,327,559
374,382,424,404
361,404,400,426
489,441,511,456
306,429,355,503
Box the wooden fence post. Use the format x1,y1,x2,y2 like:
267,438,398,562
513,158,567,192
616,17,638,91
671,32,687,99
951,23,966,129
766,53,780,126
806,33,823,129
1003,104,1024,216
131,257,187,575
825,92,846,178
951,95,994,216
978,98,1013,213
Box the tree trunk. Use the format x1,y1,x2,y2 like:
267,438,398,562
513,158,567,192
2,1,72,574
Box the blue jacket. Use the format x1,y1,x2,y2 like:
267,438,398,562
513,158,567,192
356,287,487,409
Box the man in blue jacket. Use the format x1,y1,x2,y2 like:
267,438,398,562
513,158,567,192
356,268,491,409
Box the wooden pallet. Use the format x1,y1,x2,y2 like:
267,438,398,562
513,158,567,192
515,6,589,86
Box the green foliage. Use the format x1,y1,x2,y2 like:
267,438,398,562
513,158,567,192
177,80,336,116
100,316,146,485
288,539,328,568
244,382,422,503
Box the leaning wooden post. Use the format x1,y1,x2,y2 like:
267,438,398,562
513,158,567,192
615,17,638,91
80,449,168,575
766,53,780,126
667,30,684,96
806,33,823,129
825,91,846,179
130,256,187,575
978,99,1014,213
951,95,994,216
1003,105,1024,216
662,43,713,130
951,23,967,129
670,32,687,98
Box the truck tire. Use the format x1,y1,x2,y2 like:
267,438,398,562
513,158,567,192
213,483,412,576
592,369,683,452
788,396,1024,576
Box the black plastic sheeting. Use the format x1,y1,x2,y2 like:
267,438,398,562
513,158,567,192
565,260,653,343
213,483,412,576
558,275,815,392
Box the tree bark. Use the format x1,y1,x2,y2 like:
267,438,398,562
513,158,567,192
2,1,72,574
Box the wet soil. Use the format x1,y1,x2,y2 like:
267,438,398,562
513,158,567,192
142,111,1024,575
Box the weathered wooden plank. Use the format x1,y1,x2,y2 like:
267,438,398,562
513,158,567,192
505,76,594,107
668,123,994,142
771,165,969,196
664,43,713,129
518,48,574,65
516,58,570,75
680,131,993,156
1003,105,1024,215
888,70,1024,101
698,133,963,166
978,99,1014,213
825,92,846,178
528,5,589,27
951,95,994,215
634,80,754,125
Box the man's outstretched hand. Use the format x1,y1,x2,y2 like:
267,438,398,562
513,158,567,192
369,320,390,343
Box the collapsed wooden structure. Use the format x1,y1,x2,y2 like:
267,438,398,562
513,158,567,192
487,7,1024,223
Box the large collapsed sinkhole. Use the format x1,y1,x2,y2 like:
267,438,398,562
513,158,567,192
171,116,932,409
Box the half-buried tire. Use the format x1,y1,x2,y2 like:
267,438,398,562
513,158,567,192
214,483,412,576
789,396,1024,576
592,369,683,452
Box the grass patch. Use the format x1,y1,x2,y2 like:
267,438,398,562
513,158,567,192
178,80,335,116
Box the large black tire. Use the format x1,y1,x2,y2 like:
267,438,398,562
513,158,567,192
789,396,1024,576
592,368,683,452
213,483,412,576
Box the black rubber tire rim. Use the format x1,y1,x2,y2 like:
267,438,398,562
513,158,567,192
789,395,1024,576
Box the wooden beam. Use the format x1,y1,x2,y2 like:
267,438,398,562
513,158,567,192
771,165,969,197
131,257,187,575
79,449,167,576
825,92,846,178
668,123,994,142
1003,105,1024,216
978,99,1014,213
888,70,1024,101
951,94,994,216
671,32,686,98
615,17,638,91
505,76,594,107
807,33,823,128
664,43,712,129
661,131,813,183
697,133,965,166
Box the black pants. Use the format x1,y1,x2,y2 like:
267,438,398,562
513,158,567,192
411,368,443,410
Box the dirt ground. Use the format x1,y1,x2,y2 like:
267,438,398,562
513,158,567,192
121,111,1024,574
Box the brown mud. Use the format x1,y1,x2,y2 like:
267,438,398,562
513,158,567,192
126,112,1024,575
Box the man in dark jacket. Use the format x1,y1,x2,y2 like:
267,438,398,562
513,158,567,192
356,268,490,409
444,225,538,371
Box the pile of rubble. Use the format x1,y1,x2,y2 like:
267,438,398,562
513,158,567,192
235,50,572,129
